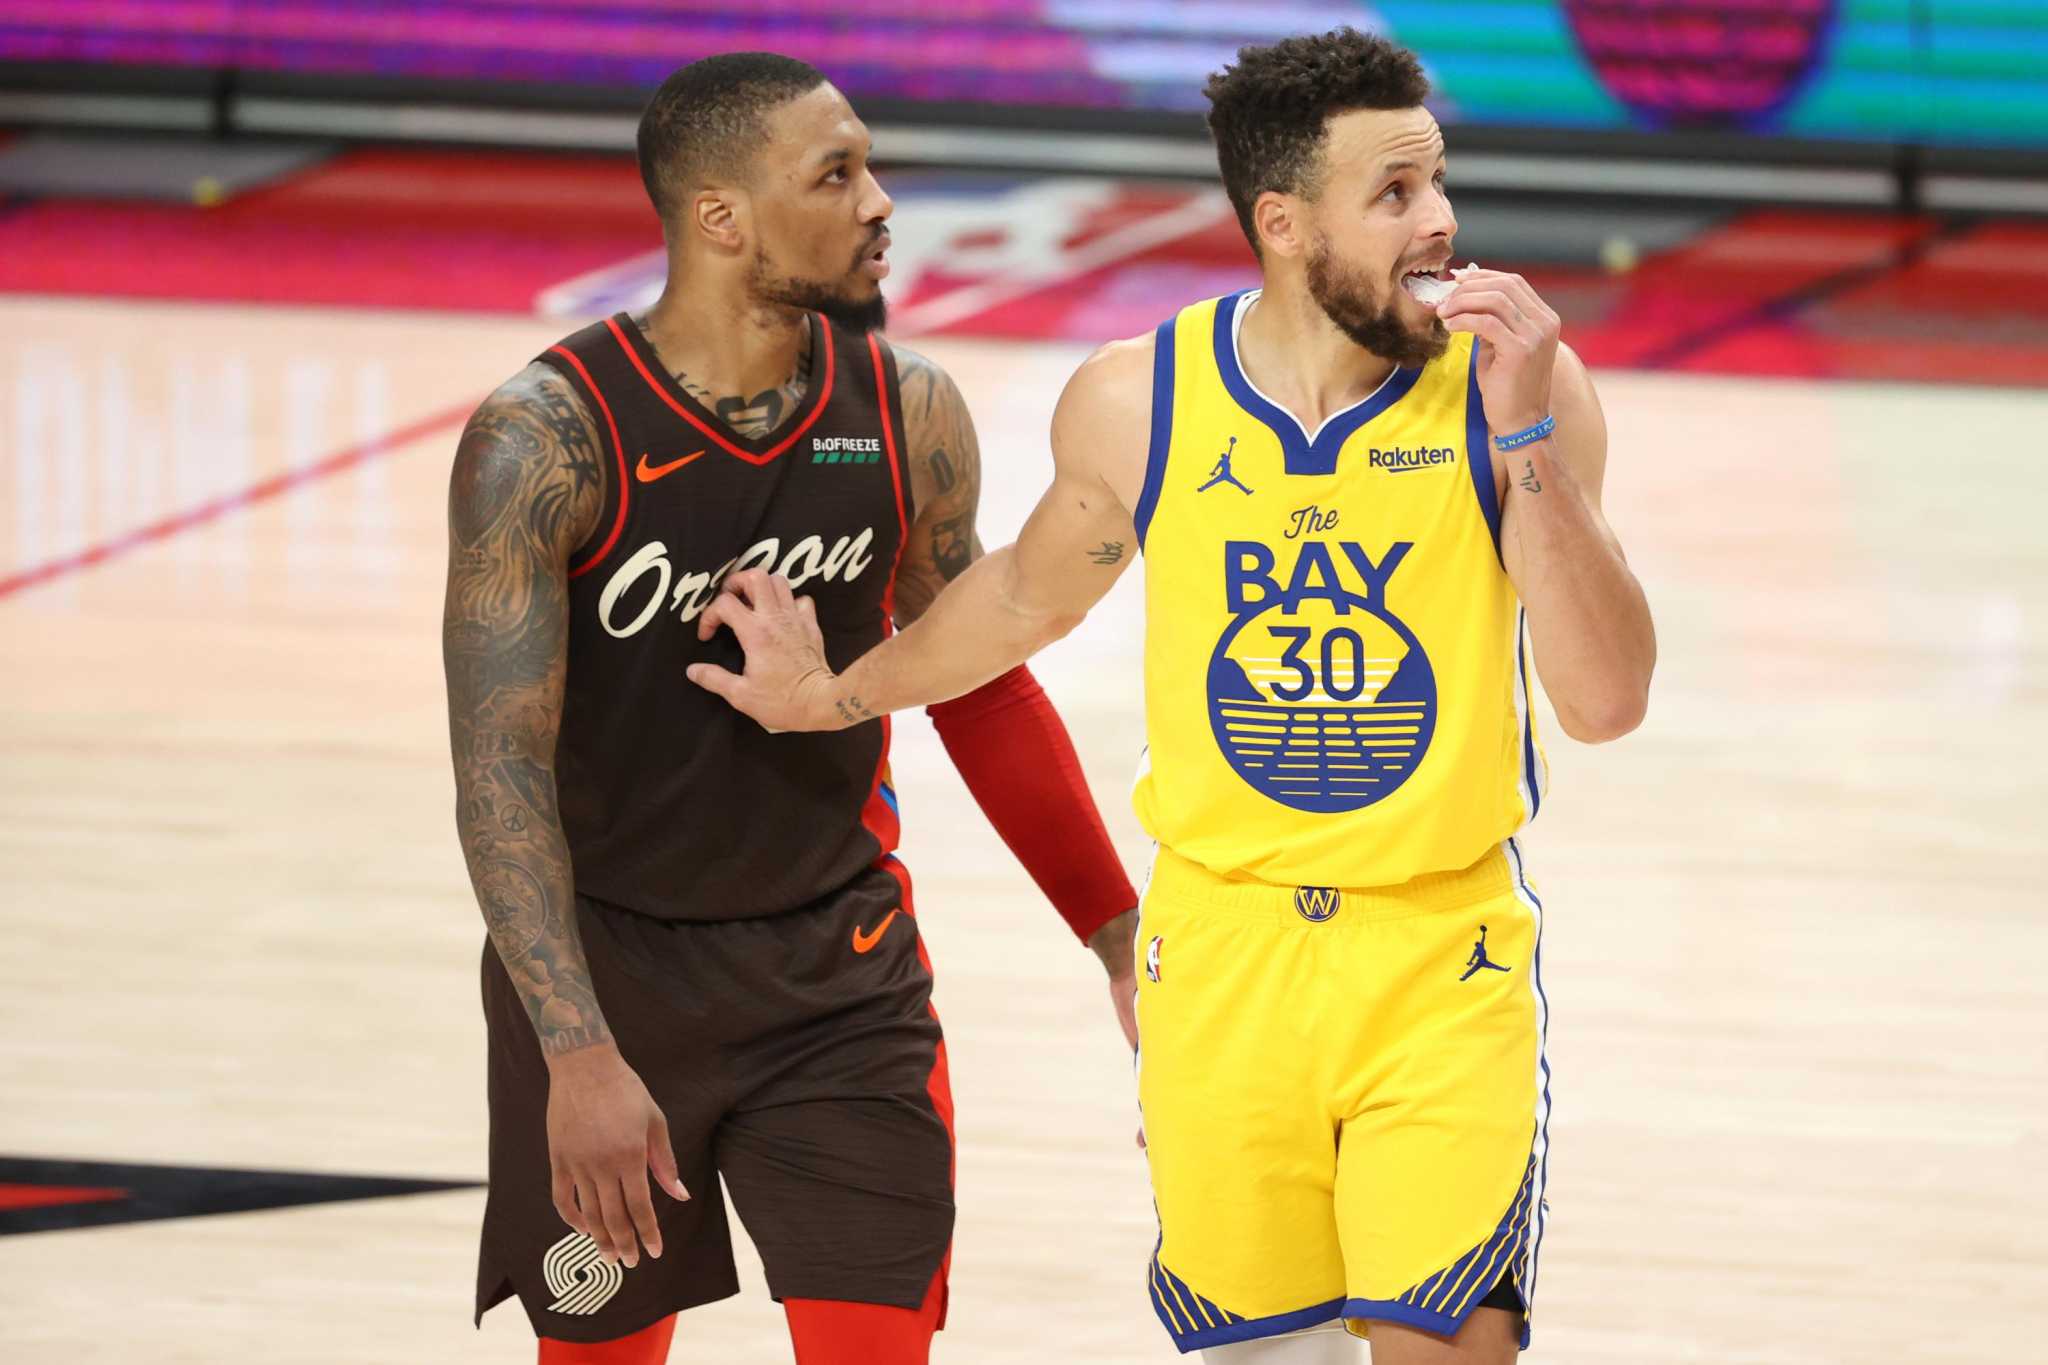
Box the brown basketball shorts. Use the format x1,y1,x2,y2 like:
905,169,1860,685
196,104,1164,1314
474,859,954,1344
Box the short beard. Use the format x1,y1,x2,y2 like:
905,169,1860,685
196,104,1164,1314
1306,235,1448,369
749,244,888,333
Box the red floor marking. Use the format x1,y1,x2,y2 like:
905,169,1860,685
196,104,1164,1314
0,398,476,602
0,1183,127,1212
0,148,659,313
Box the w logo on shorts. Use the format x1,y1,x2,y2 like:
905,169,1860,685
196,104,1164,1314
543,1231,626,1315
1294,886,1341,922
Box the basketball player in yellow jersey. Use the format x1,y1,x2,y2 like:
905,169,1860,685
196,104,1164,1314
688,27,1655,1364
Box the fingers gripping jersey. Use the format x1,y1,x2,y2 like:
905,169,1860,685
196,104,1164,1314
1131,291,1548,890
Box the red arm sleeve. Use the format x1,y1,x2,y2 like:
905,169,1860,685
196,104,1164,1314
924,664,1137,944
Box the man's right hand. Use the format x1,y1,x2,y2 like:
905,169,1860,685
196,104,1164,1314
545,1044,690,1268
688,570,848,733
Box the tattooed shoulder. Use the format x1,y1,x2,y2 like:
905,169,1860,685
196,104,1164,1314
451,364,605,557
887,345,986,622
893,345,982,515
444,365,616,1057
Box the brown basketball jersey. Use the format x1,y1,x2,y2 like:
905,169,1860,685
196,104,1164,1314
534,312,913,922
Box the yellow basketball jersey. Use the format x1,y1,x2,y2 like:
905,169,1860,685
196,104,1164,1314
1130,290,1547,889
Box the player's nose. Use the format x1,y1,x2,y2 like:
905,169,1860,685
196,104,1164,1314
1419,183,1457,242
861,173,894,224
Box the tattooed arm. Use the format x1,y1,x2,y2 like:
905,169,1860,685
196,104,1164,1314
443,363,686,1268
443,363,610,1057
889,345,984,624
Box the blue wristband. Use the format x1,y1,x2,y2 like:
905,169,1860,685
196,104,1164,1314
1493,415,1555,450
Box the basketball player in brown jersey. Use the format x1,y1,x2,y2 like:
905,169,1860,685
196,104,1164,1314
442,54,1139,1365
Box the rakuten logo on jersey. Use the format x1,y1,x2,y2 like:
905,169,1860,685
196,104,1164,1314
597,529,877,639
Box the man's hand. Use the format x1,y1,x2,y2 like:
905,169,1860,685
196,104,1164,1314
546,1044,690,1268
1436,268,1561,432
1088,907,1140,1054
1088,907,1146,1150
686,570,848,733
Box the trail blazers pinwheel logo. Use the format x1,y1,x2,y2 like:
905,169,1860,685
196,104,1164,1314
544,1231,627,1315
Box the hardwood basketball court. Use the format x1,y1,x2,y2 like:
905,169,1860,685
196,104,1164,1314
2,283,2044,1363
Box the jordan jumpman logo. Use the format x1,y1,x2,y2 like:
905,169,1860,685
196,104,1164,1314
1197,436,1253,495
1459,924,1512,981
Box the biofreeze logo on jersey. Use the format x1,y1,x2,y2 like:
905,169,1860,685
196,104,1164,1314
598,530,876,638
813,436,881,465
1369,445,1455,473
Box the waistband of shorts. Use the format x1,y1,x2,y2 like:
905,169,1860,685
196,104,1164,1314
1144,843,1514,924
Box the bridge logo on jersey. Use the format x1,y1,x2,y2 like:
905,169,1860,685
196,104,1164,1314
1205,538,1437,813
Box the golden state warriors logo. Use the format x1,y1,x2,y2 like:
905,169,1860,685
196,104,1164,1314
1207,538,1437,813
1294,886,1341,922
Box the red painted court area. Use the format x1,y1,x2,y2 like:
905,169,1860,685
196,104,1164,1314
0,1183,127,1212
0,145,2042,388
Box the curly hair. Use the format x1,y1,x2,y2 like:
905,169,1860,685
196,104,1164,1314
1203,28,1431,257
637,52,827,222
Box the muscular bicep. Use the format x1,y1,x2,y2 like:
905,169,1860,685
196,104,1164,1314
442,365,603,806
1002,338,1152,621
1006,462,1138,618
891,346,986,625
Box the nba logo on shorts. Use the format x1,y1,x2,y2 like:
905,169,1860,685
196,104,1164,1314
1145,935,1163,983
1294,886,1341,922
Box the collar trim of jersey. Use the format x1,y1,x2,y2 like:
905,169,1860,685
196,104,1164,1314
604,312,835,467
1212,289,1423,477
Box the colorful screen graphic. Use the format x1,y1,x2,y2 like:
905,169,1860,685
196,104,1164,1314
3,1,2045,148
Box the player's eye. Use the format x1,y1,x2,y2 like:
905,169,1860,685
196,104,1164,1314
1378,182,1405,204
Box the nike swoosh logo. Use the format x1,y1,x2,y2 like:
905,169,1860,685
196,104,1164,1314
635,450,704,483
851,909,901,955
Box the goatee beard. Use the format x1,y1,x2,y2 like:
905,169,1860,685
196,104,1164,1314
751,248,889,333
1306,237,1448,369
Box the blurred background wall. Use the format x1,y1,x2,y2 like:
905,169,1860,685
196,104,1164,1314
4,1,2047,210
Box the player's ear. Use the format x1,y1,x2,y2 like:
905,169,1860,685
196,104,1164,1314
692,188,746,253
1253,191,1305,261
